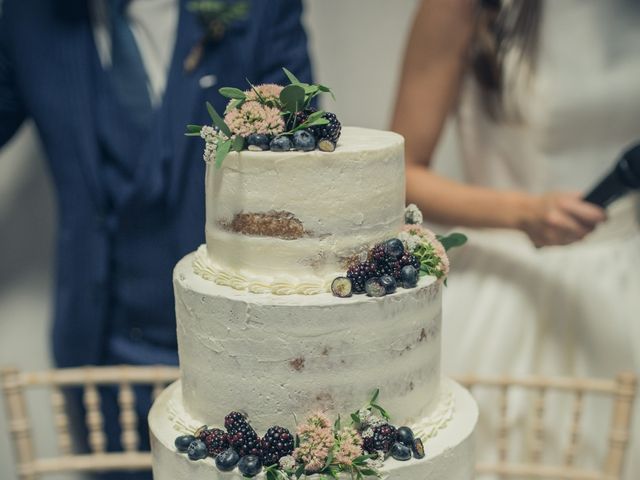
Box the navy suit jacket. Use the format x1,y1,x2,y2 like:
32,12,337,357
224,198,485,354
0,0,314,368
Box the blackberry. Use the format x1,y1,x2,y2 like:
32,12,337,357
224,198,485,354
261,426,294,466
198,427,229,457
224,411,248,433
224,411,261,457
312,112,342,143
289,107,317,130
368,243,387,264
369,243,396,278
399,252,421,270
347,261,377,294
363,424,398,454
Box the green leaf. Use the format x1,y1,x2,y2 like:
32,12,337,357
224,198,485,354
353,454,375,466
350,412,360,425
185,124,202,136
280,84,306,113
370,389,380,405
283,67,301,85
334,414,341,432
231,135,245,152
219,87,246,100
215,138,232,169
206,102,231,136
370,403,390,421
437,232,468,251
266,470,276,480
324,452,334,469
294,464,305,479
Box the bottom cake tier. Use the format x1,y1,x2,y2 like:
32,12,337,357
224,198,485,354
149,378,478,479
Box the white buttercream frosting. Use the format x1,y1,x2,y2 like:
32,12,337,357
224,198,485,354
175,253,443,433
149,379,477,480
203,127,405,292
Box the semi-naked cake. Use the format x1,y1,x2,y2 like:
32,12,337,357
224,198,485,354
149,76,477,479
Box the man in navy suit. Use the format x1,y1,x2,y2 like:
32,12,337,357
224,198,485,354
0,0,313,477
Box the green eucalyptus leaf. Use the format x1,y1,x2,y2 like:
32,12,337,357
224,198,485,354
283,67,301,85
280,84,306,113
219,87,246,99
206,102,231,136
215,138,232,169
437,232,468,251
185,124,202,136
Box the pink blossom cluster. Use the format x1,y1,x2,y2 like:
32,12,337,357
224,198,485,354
224,101,285,137
334,426,363,466
400,224,450,277
244,83,283,104
293,412,335,473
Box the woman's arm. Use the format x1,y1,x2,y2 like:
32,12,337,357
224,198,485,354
392,0,605,245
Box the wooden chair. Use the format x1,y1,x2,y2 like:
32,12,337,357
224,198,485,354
1,365,179,480
455,372,637,480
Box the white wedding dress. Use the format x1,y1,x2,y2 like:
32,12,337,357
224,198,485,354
442,0,640,477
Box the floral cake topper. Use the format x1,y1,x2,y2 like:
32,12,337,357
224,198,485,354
186,68,342,168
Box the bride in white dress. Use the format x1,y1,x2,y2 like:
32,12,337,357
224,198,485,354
392,0,640,477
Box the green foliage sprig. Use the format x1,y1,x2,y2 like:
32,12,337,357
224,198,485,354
436,232,468,251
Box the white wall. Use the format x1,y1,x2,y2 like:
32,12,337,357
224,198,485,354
0,2,459,478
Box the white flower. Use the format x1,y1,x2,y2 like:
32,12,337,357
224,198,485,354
398,231,419,252
199,125,218,143
365,452,385,470
404,204,424,225
203,141,216,163
361,427,374,439
279,455,297,471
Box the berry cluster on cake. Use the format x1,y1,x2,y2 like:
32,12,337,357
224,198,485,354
148,71,478,479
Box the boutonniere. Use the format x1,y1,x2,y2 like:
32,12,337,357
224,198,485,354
184,0,250,73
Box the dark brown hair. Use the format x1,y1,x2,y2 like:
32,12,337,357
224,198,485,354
471,0,543,120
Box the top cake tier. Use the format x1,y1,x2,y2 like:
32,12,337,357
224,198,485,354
202,127,405,293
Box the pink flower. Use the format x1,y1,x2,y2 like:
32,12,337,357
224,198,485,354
400,224,450,278
224,101,285,137
294,412,335,473
334,427,363,466
245,83,283,105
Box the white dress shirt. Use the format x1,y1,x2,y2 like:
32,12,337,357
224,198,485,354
91,0,179,107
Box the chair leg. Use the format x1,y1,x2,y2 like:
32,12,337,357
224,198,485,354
1,367,37,480
604,372,637,477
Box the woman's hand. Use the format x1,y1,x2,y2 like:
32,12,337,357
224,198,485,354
518,192,607,247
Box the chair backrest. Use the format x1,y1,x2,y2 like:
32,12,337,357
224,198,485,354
1,365,180,480
454,372,637,480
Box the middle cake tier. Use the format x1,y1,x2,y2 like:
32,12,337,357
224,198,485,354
175,252,443,432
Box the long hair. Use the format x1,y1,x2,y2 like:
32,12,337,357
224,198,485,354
470,0,543,121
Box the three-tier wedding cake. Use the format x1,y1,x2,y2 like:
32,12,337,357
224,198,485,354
148,75,478,479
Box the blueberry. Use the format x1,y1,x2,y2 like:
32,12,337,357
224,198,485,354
238,455,262,477
331,277,353,298
174,434,196,453
246,133,271,151
270,135,293,152
396,426,415,447
365,277,386,297
412,437,426,459
187,439,208,460
379,275,397,294
390,441,412,461
400,265,418,288
384,238,405,260
317,138,336,152
292,130,316,151
215,448,240,471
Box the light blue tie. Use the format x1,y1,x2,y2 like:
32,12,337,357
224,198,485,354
108,0,153,130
